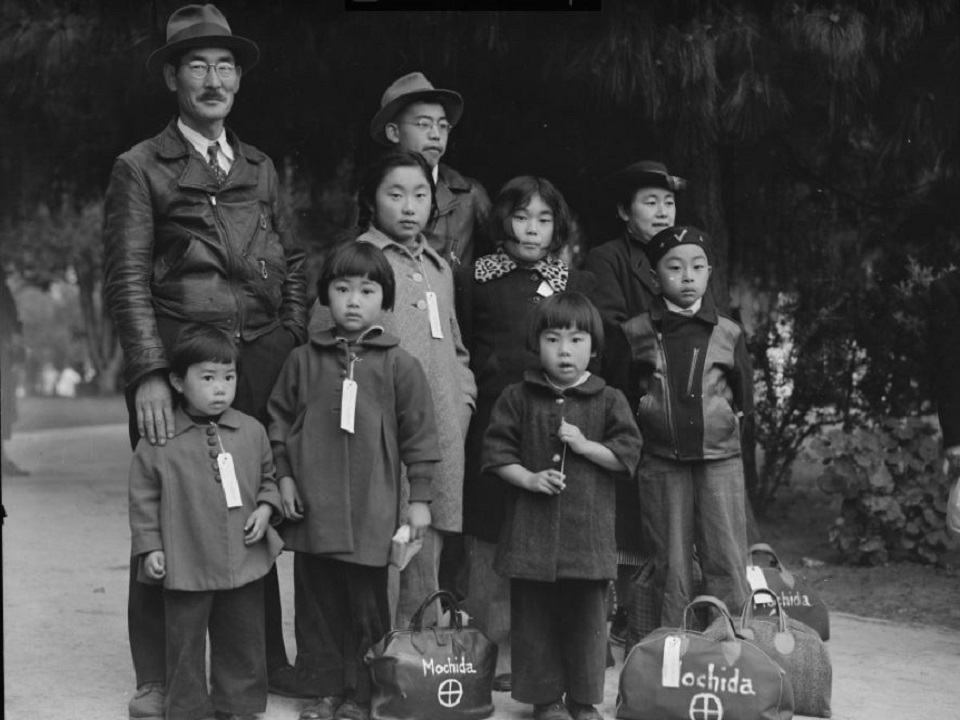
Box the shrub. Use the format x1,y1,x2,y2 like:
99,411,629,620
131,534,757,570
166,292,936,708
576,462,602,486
808,417,959,565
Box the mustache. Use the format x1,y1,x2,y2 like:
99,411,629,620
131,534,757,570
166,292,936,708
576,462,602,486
199,92,226,101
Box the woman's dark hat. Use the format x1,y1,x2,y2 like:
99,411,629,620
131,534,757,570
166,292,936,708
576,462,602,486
370,72,464,145
147,4,260,75
646,225,713,267
609,160,687,193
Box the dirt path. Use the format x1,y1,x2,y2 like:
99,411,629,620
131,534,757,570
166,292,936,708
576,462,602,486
3,424,959,719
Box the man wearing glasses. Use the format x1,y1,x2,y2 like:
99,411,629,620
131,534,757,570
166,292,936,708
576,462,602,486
103,4,307,717
372,72,491,269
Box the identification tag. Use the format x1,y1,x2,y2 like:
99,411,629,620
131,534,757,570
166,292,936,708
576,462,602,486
661,634,682,688
425,291,443,339
746,565,772,601
341,379,357,433
218,452,243,508
536,280,554,297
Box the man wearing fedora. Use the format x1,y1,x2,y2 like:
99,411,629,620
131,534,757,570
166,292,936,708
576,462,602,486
103,4,307,717
371,71,491,269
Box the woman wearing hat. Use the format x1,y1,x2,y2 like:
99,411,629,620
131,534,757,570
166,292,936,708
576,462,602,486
582,160,686,647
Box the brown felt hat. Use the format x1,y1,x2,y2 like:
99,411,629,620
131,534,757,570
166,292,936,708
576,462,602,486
608,160,687,193
147,4,259,75
370,72,464,145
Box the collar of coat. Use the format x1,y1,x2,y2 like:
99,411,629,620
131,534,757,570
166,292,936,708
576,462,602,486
308,325,400,349
156,117,266,164
522,368,607,397
437,163,474,193
172,405,244,437
474,248,569,292
358,226,446,269
650,291,719,326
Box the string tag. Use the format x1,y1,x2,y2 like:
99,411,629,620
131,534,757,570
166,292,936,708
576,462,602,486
425,291,443,339
218,453,243,508
341,378,357,433
746,565,771,596
661,635,682,687
536,280,554,297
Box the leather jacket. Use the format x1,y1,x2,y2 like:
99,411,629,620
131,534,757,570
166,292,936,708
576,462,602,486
426,163,491,270
103,119,307,388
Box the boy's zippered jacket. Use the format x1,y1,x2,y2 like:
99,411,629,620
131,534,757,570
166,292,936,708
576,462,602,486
621,293,753,462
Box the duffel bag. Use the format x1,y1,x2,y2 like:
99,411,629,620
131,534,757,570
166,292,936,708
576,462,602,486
747,543,830,640
617,595,794,720
366,590,498,720
706,588,832,717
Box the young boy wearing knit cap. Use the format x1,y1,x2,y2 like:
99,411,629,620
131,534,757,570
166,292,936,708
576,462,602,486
620,226,752,628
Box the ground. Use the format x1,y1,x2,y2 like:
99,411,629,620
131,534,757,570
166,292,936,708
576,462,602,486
14,394,959,630
5,395,960,720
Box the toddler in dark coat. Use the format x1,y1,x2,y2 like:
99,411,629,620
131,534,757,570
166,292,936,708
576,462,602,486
481,292,642,720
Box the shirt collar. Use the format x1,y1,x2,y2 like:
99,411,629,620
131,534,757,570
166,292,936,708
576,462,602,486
431,164,439,185
664,297,703,316
177,118,234,161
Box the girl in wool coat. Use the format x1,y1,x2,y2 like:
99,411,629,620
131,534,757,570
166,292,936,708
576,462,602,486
310,149,476,630
455,175,596,689
481,292,642,720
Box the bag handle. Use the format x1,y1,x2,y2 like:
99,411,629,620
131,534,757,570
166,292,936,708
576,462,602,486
748,543,784,570
409,590,464,631
682,595,736,640
742,588,788,633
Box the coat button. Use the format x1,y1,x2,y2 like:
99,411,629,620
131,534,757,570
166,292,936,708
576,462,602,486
206,437,217,446
206,426,217,436
412,272,423,282
416,299,427,310
556,398,564,405
530,273,539,281
552,453,562,463
531,296,540,304
211,461,219,471
215,474,222,484
209,450,219,458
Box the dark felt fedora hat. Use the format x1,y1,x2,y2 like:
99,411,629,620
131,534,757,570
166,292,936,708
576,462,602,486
147,4,259,75
608,160,688,193
370,72,464,145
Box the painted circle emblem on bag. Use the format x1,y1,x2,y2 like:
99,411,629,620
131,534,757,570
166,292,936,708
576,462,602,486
689,693,723,720
438,678,463,708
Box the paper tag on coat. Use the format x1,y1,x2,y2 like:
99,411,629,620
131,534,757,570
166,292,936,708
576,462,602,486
218,452,242,508
425,291,443,339
662,635,682,687
536,280,554,297
341,379,357,433
746,565,771,598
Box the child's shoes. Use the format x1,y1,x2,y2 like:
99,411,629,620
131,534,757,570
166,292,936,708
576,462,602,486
299,696,343,720
128,682,164,719
534,699,574,720
565,699,604,720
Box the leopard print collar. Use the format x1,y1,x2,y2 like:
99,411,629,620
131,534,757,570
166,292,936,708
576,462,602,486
474,248,569,292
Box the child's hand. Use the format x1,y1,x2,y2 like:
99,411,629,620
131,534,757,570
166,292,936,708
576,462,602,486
244,503,273,545
279,475,303,521
559,419,589,455
406,501,432,540
144,550,165,580
523,469,566,495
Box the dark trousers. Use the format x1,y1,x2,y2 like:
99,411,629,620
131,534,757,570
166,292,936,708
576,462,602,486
126,323,296,686
292,554,390,702
510,578,608,706
164,579,267,720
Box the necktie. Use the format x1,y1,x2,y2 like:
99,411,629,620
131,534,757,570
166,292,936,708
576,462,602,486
207,143,226,185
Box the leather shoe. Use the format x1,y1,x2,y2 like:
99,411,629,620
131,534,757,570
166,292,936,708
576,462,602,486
492,673,512,692
299,696,343,720
128,682,164,719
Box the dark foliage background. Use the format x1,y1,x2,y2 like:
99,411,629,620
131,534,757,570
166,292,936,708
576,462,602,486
2,0,959,514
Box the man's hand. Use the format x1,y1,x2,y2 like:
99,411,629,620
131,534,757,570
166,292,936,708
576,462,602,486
278,476,303,521
135,372,175,446
406,501,432,540
244,503,273,545
144,550,166,580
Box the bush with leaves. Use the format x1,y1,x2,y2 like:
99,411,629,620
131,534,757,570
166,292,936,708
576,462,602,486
808,417,959,566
